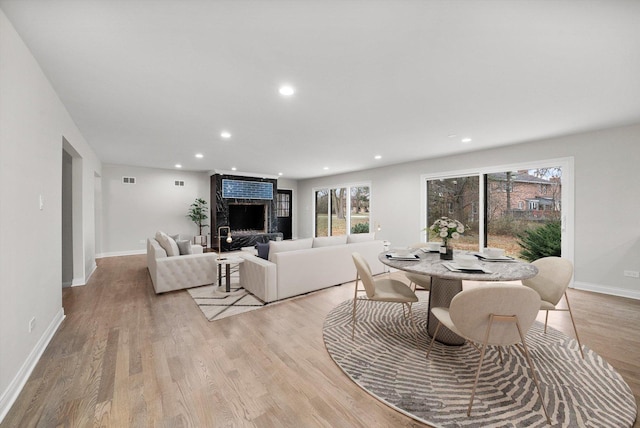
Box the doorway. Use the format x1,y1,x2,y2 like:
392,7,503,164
276,189,293,240
62,149,73,287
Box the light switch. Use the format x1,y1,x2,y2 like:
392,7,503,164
39,195,44,210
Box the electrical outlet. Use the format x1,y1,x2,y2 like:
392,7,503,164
623,270,640,278
29,317,36,332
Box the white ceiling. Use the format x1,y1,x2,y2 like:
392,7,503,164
2,0,640,179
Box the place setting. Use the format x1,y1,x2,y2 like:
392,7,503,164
385,247,421,261
442,254,493,273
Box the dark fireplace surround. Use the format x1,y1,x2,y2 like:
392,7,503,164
210,174,282,251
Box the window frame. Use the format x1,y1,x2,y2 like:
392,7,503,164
420,157,574,263
312,181,373,237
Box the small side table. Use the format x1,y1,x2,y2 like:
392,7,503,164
216,257,244,292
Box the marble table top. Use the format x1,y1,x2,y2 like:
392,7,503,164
379,250,538,282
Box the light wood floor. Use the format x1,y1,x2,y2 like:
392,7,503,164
2,255,639,427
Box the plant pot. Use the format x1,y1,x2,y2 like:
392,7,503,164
193,235,207,248
439,245,453,260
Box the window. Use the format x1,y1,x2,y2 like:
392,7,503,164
314,184,371,236
423,161,571,258
426,176,479,250
350,186,370,233
277,192,290,217
315,189,329,237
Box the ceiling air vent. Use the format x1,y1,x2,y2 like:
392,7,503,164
175,180,185,187
122,176,136,184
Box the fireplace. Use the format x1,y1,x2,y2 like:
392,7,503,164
228,203,267,234
211,174,282,251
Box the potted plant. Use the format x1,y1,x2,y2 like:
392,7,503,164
187,198,209,247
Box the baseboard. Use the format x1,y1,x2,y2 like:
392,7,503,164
0,307,65,423
71,276,85,286
96,249,146,259
572,281,640,300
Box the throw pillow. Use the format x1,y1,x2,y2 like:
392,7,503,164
176,240,192,255
256,242,269,260
155,231,179,257
347,232,376,243
312,235,347,248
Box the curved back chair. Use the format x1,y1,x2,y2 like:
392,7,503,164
351,253,419,344
522,257,583,358
426,284,550,423
405,243,432,292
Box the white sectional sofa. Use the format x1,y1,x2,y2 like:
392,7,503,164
239,234,385,303
147,232,218,294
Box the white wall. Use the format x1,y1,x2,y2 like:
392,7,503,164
0,9,101,421
100,165,211,256
297,124,640,300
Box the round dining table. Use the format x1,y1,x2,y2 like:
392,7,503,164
379,249,538,345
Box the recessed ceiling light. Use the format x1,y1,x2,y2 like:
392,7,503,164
195,153,203,158
278,172,283,176
220,131,231,139
461,137,472,143
374,155,382,160
231,167,237,171
323,166,329,170
175,164,182,168
279,85,295,96
448,134,457,138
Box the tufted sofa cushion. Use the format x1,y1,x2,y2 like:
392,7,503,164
147,238,217,293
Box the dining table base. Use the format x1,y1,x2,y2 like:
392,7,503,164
427,277,465,345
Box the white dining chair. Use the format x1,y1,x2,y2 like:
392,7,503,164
521,257,583,358
351,252,419,344
426,283,550,423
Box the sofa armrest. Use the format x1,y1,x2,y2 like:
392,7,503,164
153,252,218,294
191,244,203,254
239,254,277,302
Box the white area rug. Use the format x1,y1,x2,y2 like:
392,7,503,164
188,283,265,321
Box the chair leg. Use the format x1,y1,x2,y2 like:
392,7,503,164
351,276,359,340
544,310,549,333
564,292,584,359
406,303,419,346
425,322,442,358
515,318,551,424
468,315,495,416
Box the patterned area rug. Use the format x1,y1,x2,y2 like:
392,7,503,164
323,299,637,428
188,284,265,321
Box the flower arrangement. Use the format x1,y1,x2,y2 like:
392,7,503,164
428,216,465,246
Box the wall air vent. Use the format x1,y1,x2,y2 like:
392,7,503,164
122,177,136,184
175,180,185,187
